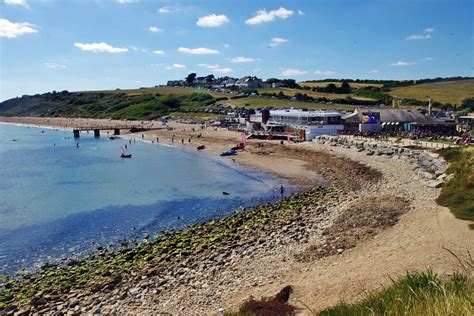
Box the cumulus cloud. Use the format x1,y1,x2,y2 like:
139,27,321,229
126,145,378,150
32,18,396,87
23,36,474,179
177,47,220,55
198,63,232,73
4,0,29,8
424,27,435,33
74,42,128,53
153,50,165,55
268,37,288,47
44,62,67,69
406,34,432,40
246,7,294,25
158,6,170,13
166,63,186,69
281,68,308,76
229,56,258,63
0,18,38,38
314,70,336,76
214,67,232,74
149,26,162,32
391,61,415,66
196,14,230,27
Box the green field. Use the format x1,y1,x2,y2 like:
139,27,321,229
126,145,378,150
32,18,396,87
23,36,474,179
299,81,384,89
223,96,356,111
256,87,374,101
89,86,229,98
389,80,474,105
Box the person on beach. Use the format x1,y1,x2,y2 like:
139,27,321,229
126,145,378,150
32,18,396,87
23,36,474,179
156,137,159,143
141,134,144,139
181,138,184,144
280,184,285,201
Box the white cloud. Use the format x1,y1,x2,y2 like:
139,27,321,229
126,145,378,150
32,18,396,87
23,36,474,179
424,57,435,61
117,0,138,3
314,70,336,76
4,0,29,8
198,63,220,69
246,7,294,25
229,56,258,63
149,26,162,33
281,68,308,76
268,37,288,47
214,67,232,74
166,63,186,69
177,47,220,55
159,6,170,13
198,63,233,73
368,69,380,74
44,62,67,69
406,34,432,40
74,42,128,53
0,18,38,38
424,27,435,33
153,50,165,55
224,43,230,48
196,14,230,27
391,61,415,66
298,10,304,15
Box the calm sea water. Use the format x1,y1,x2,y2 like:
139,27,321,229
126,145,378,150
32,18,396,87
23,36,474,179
0,123,286,275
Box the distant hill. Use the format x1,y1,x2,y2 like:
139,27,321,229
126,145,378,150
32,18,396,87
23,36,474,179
388,79,474,105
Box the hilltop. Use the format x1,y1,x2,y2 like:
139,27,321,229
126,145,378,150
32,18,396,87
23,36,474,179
1,77,473,121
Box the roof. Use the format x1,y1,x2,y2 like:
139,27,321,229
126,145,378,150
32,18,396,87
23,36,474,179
270,109,343,117
344,108,447,125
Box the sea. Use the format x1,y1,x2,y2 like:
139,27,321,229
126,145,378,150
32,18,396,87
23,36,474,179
0,123,286,275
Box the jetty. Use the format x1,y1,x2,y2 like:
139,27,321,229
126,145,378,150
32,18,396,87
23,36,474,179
72,125,153,138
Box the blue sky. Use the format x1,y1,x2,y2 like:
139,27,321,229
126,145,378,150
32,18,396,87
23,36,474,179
0,0,472,100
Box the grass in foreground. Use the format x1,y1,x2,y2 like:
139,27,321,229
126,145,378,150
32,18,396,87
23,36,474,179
436,146,474,229
318,270,473,316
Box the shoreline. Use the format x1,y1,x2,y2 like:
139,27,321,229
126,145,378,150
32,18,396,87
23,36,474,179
1,116,472,314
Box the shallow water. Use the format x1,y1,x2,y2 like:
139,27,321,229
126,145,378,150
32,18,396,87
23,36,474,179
0,124,286,275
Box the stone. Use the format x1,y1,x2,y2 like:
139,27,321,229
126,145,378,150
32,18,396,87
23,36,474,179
426,180,443,188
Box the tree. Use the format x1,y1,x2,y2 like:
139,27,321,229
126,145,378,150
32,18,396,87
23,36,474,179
186,73,197,85
340,81,351,93
205,74,215,83
325,83,337,93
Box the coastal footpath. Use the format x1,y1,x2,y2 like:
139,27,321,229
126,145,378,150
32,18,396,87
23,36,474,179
0,117,472,314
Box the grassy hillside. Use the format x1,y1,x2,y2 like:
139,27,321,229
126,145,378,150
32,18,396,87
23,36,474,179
389,80,474,105
224,96,355,111
437,146,474,229
256,87,375,101
318,270,473,316
90,86,228,98
300,81,383,89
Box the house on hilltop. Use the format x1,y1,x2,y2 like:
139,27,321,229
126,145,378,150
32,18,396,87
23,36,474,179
235,76,262,89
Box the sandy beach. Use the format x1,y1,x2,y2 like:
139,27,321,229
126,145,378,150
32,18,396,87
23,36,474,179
0,116,472,314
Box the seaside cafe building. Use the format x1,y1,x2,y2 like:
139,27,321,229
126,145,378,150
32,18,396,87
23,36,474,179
244,109,345,141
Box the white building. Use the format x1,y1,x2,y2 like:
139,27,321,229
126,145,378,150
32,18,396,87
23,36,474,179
268,109,344,140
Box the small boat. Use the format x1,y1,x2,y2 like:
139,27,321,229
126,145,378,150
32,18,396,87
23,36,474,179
197,145,206,151
121,154,132,158
222,191,230,195
220,149,237,157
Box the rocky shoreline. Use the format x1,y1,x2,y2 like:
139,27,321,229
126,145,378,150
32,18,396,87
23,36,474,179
1,187,339,314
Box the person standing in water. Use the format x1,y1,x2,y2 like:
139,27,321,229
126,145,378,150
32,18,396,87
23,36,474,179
280,184,285,201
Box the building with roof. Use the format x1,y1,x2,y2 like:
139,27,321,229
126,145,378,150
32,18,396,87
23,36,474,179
343,108,456,134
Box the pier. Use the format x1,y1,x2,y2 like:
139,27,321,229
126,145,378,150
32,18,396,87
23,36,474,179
72,125,152,138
